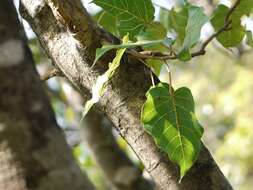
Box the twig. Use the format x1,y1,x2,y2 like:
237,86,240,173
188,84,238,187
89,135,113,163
191,20,232,57
150,69,155,87
40,67,63,81
225,0,241,22
165,63,173,96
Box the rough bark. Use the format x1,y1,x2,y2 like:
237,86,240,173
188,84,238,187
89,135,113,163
0,1,94,190
83,110,154,190
20,0,233,189
48,78,154,190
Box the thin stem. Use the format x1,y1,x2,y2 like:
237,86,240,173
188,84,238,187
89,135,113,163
150,69,155,87
165,62,173,96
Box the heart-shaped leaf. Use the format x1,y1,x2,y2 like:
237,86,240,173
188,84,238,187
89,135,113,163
141,83,204,180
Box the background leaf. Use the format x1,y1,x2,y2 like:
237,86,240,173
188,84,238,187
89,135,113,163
168,6,188,44
211,1,253,48
93,0,155,38
246,30,253,47
178,6,208,61
211,4,245,48
141,83,204,179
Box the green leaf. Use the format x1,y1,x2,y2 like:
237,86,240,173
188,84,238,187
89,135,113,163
168,6,188,44
141,83,204,180
167,5,208,61
232,0,253,18
93,0,155,38
138,21,167,40
211,1,253,48
211,4,245,48
93,38,174,65
94,11,118,35
246,30,253,47
82,35,129,117
146,59,162,76
178,6,209,61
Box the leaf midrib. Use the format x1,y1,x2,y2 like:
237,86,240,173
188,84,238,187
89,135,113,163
170,91,186,168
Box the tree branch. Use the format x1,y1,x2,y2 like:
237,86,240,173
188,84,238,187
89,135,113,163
20,0,233,189
40,66,63,81
82,110,154,190
48,78,154,189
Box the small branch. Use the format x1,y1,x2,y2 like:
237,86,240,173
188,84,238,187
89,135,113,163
225,0,241,22
191,20,232,57
40,67,63,81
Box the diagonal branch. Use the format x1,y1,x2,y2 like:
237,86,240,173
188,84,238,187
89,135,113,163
20,0,233,189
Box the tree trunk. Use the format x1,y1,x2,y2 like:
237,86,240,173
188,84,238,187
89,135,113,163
0,1,94,189
19,0,233,189
83,110,154,190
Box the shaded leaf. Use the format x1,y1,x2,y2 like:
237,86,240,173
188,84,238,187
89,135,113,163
93,0,155,38
167,5,208,61
146,59,162,76
141,83,204,179
94,10,118,35
178,6,208,61
246,30,253,47
211,4,245,48
138,21,167,40
211,1,253,48
168,6,188,44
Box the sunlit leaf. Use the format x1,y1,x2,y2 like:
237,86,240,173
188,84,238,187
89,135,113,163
141,83,204,180
93,0,155,38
